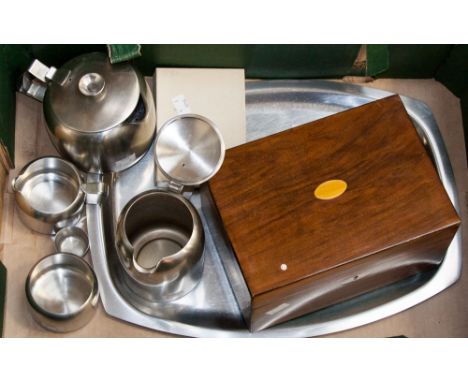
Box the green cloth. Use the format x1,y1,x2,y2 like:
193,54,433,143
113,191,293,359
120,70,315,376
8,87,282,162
368,44,453,78
367,44,389,76
435,45,468,97
107,44,142,64
0,44,30,161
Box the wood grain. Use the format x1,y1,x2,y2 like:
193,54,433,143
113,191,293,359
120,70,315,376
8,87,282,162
208,95,461,331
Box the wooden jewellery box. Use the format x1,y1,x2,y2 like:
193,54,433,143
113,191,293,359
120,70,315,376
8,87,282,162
201,95,460,332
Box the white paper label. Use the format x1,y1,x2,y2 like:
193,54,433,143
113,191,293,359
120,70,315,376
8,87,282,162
172,95,191,115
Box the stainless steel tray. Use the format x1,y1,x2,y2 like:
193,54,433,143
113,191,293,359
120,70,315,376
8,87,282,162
87,80,461,337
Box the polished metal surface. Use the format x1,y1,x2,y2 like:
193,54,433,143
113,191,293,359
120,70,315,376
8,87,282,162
28,59,59,83
46,53,140,133
78,72,106,97
19,73,47,102
155,114,225,186
24,52,156,173
88,80,461,337
55,226,89,257
12,157,85,234
25,252,99,332
115,190,205,303
20,59,70,101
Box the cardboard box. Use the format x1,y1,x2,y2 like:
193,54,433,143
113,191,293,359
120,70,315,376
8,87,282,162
155,68,246,146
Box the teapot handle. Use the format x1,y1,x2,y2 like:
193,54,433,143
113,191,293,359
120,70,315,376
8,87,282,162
28,60,59,83
18,59,71,102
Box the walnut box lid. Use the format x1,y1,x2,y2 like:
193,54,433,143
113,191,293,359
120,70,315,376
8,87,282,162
205,95,460,331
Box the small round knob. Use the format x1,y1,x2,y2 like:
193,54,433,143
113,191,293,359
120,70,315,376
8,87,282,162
78,73,105,96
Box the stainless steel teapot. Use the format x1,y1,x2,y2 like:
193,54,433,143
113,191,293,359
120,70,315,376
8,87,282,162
20,52,156,173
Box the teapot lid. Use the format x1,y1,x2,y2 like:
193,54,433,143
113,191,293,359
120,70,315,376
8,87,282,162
155,114,225,187
45,52,141,133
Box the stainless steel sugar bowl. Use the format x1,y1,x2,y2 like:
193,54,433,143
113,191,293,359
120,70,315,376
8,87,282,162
20,52,156,173
25,252,99,332
12,157,85,234
115,114,225,303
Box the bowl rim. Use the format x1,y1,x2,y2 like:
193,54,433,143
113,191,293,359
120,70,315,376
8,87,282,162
54,226,90,257
12,156,85,221
25,252,99,320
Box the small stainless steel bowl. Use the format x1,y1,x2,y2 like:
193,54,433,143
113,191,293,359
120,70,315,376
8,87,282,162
54,226,89,257
12,157,85,234
25,253,99,332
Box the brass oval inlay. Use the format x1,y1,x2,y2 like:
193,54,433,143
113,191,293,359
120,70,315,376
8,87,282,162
314,179,347,200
